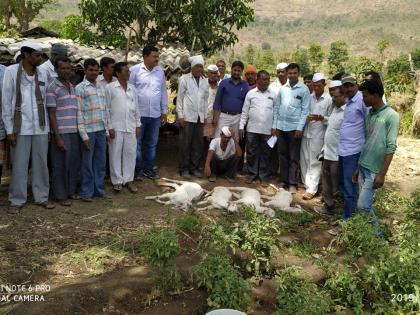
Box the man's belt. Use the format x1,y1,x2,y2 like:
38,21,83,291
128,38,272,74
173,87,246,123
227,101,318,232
221,111,241,115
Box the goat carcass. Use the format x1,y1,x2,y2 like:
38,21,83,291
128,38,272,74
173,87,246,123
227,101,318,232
145,178,204,210
196,186,233,211
261,186,304,213
227,187,275,218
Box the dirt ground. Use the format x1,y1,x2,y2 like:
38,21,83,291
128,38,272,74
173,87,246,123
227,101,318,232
0,135,419,315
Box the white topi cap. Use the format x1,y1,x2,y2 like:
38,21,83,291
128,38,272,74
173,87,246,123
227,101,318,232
221,126,232,137
189,55,204,68
312,72,326,82
329,80,342,88
276,62,288,70
207,64,219,72
20,41,43,52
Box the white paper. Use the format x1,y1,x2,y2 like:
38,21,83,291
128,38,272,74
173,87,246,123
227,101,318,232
267,136,277,148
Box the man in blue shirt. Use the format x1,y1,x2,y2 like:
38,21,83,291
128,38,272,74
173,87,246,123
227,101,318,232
213,60,250,141
272,63,310,193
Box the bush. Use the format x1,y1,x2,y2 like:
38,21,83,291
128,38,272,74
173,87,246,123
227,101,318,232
192,254,251,311
60,15,95,45
275,266,331,315
139,228,180,268
198,223,240,254
40,20,63,33
336,214,389,259
176,214,203,233
153,265,182,295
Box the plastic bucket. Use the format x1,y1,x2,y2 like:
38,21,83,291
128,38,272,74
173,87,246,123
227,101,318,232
206,309,246,315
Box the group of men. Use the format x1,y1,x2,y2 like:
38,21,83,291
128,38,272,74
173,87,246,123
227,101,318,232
176,56,399,232
1,41,400,231
1,42,167,213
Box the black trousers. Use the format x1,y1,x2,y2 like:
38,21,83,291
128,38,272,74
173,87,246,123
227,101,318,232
210,155,239,178
322,159,339,210
246,132,271,181
179,121,203,173
277,130,302,186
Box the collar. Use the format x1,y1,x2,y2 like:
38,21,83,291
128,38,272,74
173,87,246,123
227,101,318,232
46,59,55,71
82,78,96,87
347,90,362,104
312,91,327,100
285,80,303,89
113,80,132,91
140,62,158,72
228,78,246,85
54,77,73,88
335,104,346,111
370,104,388,114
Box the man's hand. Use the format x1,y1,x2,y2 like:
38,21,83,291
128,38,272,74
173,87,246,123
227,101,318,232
109,129,115,139
161,114,167,125
271,129,278,137
136,127,141,139
7,134,16,147
239,129,245,140
55,135,66,151
178,117,186,128
82,139,91,150
204,164,211,177
230,128,236,139
294,130,303,138
352,169,359,184
373,173,385,189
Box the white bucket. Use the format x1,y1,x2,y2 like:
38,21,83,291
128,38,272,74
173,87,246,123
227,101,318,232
206,309,246,315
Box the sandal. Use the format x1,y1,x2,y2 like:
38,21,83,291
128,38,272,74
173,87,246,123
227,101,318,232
60,200,72,207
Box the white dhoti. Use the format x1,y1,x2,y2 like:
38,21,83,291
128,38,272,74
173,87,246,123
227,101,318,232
300,137,324,194
215,112,241,140
109,131,137,185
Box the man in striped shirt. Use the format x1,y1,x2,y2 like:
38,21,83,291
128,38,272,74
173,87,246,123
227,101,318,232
47,56,81,206
76,58,114,201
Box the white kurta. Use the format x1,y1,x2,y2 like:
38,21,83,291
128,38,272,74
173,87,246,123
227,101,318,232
323,104,346,161
300,92,333,194
2,64,49,135
39,59,57,87
176,73,209,123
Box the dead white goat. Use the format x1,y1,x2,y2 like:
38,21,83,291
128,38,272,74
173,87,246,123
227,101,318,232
261,185,304,213
196,186,233,211
227,187,275,218
145,178,204,210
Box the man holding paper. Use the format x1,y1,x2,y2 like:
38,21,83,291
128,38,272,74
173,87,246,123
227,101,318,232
240,70,275,187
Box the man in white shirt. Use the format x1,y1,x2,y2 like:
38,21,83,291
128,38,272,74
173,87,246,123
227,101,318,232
240,70,275,186
176,55,209,178
300,73,333,200
315,83,346,215
269,62,288,96
98,57,117,88
39,43,68,86
106,62,141,193
2,42,54,213
129,45,168,180
204,64,219,141
204,127,242,182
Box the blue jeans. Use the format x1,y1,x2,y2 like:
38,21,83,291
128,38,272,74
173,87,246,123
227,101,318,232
135,116,160,176
357,166,382,234
339,152,360,219
80,130,106,198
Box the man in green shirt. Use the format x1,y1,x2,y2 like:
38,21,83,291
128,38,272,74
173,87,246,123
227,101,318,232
352,80,400,234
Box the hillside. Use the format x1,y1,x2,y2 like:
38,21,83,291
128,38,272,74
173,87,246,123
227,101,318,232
36,0,420,58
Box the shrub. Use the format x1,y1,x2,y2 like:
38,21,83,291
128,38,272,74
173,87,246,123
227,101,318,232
192,254,251,311
198,223,240,255
40,19,63,33
275,266,331,315
60,15,95,45
139,228,180,268
153,265,182,295
176,214,203,233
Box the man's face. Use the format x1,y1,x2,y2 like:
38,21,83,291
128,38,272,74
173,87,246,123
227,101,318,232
217,62,226,75
343,83,358,98
191,64,203,78
245,72,257,85
231,66,243,80
331,89,346,107
26,51,43,67
56,61,72,81
287,68,299,84
116,65,130,82
208,70,219,82
103,63,114,76
257,74,270,91
312,80,325,96
220,133,230,146
85,64,100,81
277,69,287,80
144,51,160,67
362,90,375,107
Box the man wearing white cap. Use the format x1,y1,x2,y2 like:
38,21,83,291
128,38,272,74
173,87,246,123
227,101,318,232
204,64,219,141
204,126,242,182
300,72,333,200
269,62,288,96
2,42,54,212
315,82,346,215
176,55,209,178
39,43,69,86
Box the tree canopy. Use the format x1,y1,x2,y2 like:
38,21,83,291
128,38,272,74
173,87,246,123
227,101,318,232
79,0,255,54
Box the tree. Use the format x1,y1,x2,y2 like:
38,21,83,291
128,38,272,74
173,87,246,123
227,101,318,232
328,40,349,75
10,0,53,31
377,39,389,62
59,15,95,45
291,48,310,76
244,44,257,65
308,43,324,72
0,0,13,28
79,0,254,54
